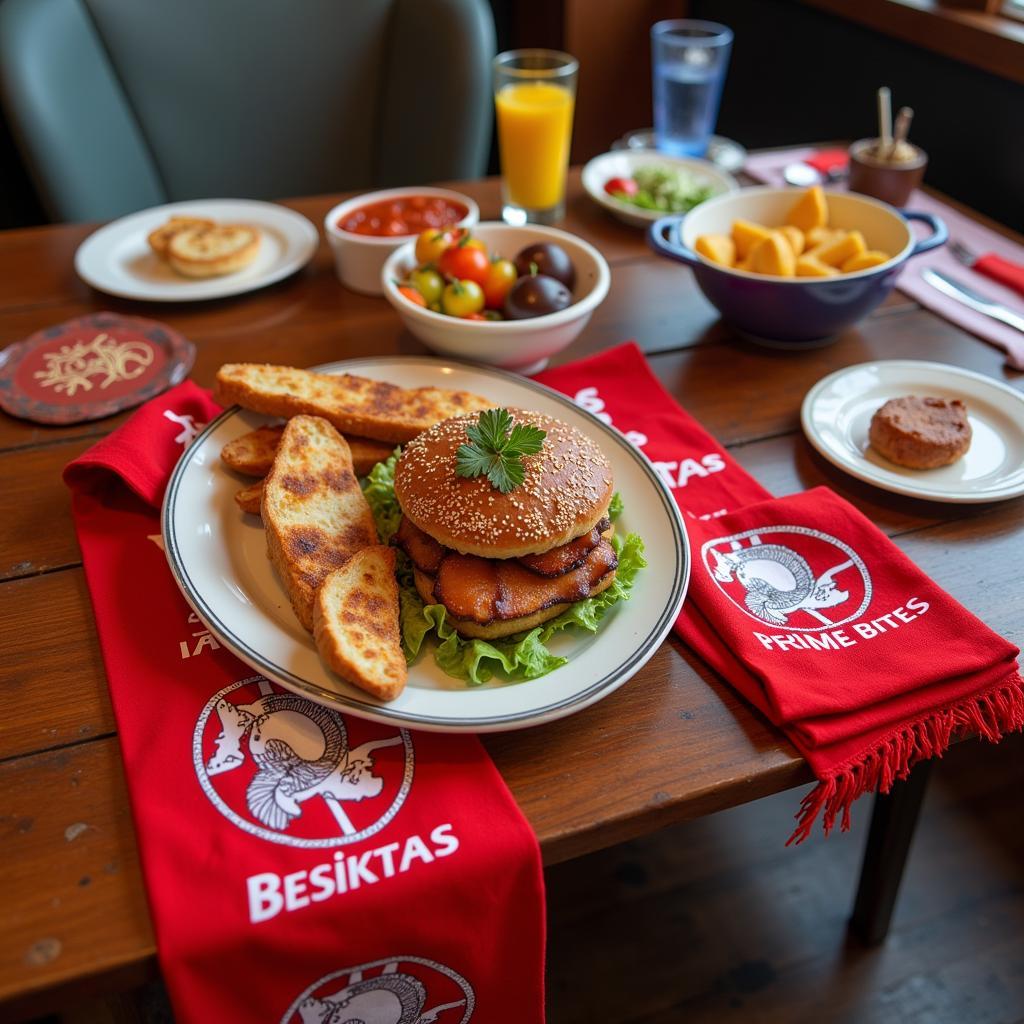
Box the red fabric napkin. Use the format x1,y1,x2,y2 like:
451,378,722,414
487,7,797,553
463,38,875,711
64,383,545,1024
804,147,849,175
536,344,1024,842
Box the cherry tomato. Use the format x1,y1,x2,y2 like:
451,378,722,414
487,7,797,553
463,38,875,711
604,176,638,197
441,279,485,317
482,258,517,309
409,267,444,305
414,228,454,265
448,228,486,253
439,242,490,287
398,285,426,307
461,312,487,321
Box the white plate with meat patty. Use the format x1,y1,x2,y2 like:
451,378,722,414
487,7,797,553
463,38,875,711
802,359,1024,503
163,356,689,732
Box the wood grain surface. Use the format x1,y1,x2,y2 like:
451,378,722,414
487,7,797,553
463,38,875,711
0,168,1021,1018
544,730,1024,1022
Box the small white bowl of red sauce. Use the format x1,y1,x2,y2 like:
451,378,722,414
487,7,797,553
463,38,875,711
325,188,478,296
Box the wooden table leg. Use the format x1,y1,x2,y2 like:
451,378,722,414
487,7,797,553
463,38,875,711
849,759,933,946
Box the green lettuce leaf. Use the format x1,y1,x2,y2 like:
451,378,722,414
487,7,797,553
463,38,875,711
608,490,624,522
361,450,403,542
362,457,645,686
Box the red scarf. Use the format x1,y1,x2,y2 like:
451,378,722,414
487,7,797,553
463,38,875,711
64,384,545,1024
537,344,1024,842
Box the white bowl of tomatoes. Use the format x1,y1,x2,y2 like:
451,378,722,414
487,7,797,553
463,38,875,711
324,188,478,296
381,222,611,374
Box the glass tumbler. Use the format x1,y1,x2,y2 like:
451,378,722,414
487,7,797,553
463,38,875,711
493,49,578,225
651,20,732,159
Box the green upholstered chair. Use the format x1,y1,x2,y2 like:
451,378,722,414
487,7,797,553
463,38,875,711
0,0,495,222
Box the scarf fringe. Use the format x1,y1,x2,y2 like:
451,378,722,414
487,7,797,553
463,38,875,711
787,674,1024,846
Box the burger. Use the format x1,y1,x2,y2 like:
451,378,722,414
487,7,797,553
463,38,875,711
392,408,618,639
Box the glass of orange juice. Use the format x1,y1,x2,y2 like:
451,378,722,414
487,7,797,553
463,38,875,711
493,49,578,225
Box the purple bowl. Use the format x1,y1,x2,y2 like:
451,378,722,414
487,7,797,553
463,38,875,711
648,186,946,346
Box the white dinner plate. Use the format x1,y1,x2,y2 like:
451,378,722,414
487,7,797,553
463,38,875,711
162,357,690,732
74,198,319,302
801,360,1024,503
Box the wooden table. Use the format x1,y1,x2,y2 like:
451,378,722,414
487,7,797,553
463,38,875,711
2,170,1021,1020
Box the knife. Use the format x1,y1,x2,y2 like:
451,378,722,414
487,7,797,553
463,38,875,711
922,269,1024,334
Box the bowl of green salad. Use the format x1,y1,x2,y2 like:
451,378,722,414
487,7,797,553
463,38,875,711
582,150,739,228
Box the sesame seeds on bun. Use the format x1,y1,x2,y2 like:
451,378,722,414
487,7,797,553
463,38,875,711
393,409,614,559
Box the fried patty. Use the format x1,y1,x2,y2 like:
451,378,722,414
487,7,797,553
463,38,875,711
868,395,971,470
394,515,618,638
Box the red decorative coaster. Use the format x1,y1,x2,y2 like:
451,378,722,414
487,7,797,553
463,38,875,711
0,313,195,424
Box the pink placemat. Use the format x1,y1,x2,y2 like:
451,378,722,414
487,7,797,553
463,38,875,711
744,148,1024,370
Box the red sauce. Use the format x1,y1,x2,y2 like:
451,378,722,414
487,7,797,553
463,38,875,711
338,196,469,236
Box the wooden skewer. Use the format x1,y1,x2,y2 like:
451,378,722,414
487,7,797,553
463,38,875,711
890,106,914,160
877,87,892,158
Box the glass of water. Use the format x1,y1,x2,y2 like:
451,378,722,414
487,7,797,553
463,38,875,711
651,20,732,158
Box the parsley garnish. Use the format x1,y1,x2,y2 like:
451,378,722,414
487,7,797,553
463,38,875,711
455,408,546,493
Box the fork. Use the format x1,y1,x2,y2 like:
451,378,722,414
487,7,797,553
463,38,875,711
948,239,1024,299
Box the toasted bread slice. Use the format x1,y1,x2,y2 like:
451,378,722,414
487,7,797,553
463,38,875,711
221,425,285,476
314,546,407,702
167,224,260,278
222,425,393,477
347,436,396,476
147,215,215,258
263,416,378,631
215,363,492,444
234,479,264,515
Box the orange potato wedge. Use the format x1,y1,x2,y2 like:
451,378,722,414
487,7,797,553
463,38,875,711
841,250,891,273
780,225,805,257
749,232,796,276
695,233,736,267
786,185,828,233
796,255,840,278
814,230,867,268
732,219,774,260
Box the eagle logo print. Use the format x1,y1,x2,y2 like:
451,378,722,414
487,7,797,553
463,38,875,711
702,525,872,630
193,677,414,847
281,956,475,1024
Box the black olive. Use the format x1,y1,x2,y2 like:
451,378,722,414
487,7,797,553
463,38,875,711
513,242,576,291
503,274,573,320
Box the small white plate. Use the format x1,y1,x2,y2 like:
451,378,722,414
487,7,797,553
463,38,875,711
802,360,1024,503
75,199,319,302
162,357,690,732
581,150,738,228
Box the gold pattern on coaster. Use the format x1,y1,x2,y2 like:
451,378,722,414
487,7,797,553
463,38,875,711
0,312,194,424
32,333,155,397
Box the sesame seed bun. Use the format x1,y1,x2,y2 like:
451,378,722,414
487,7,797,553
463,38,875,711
394,409,614,559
